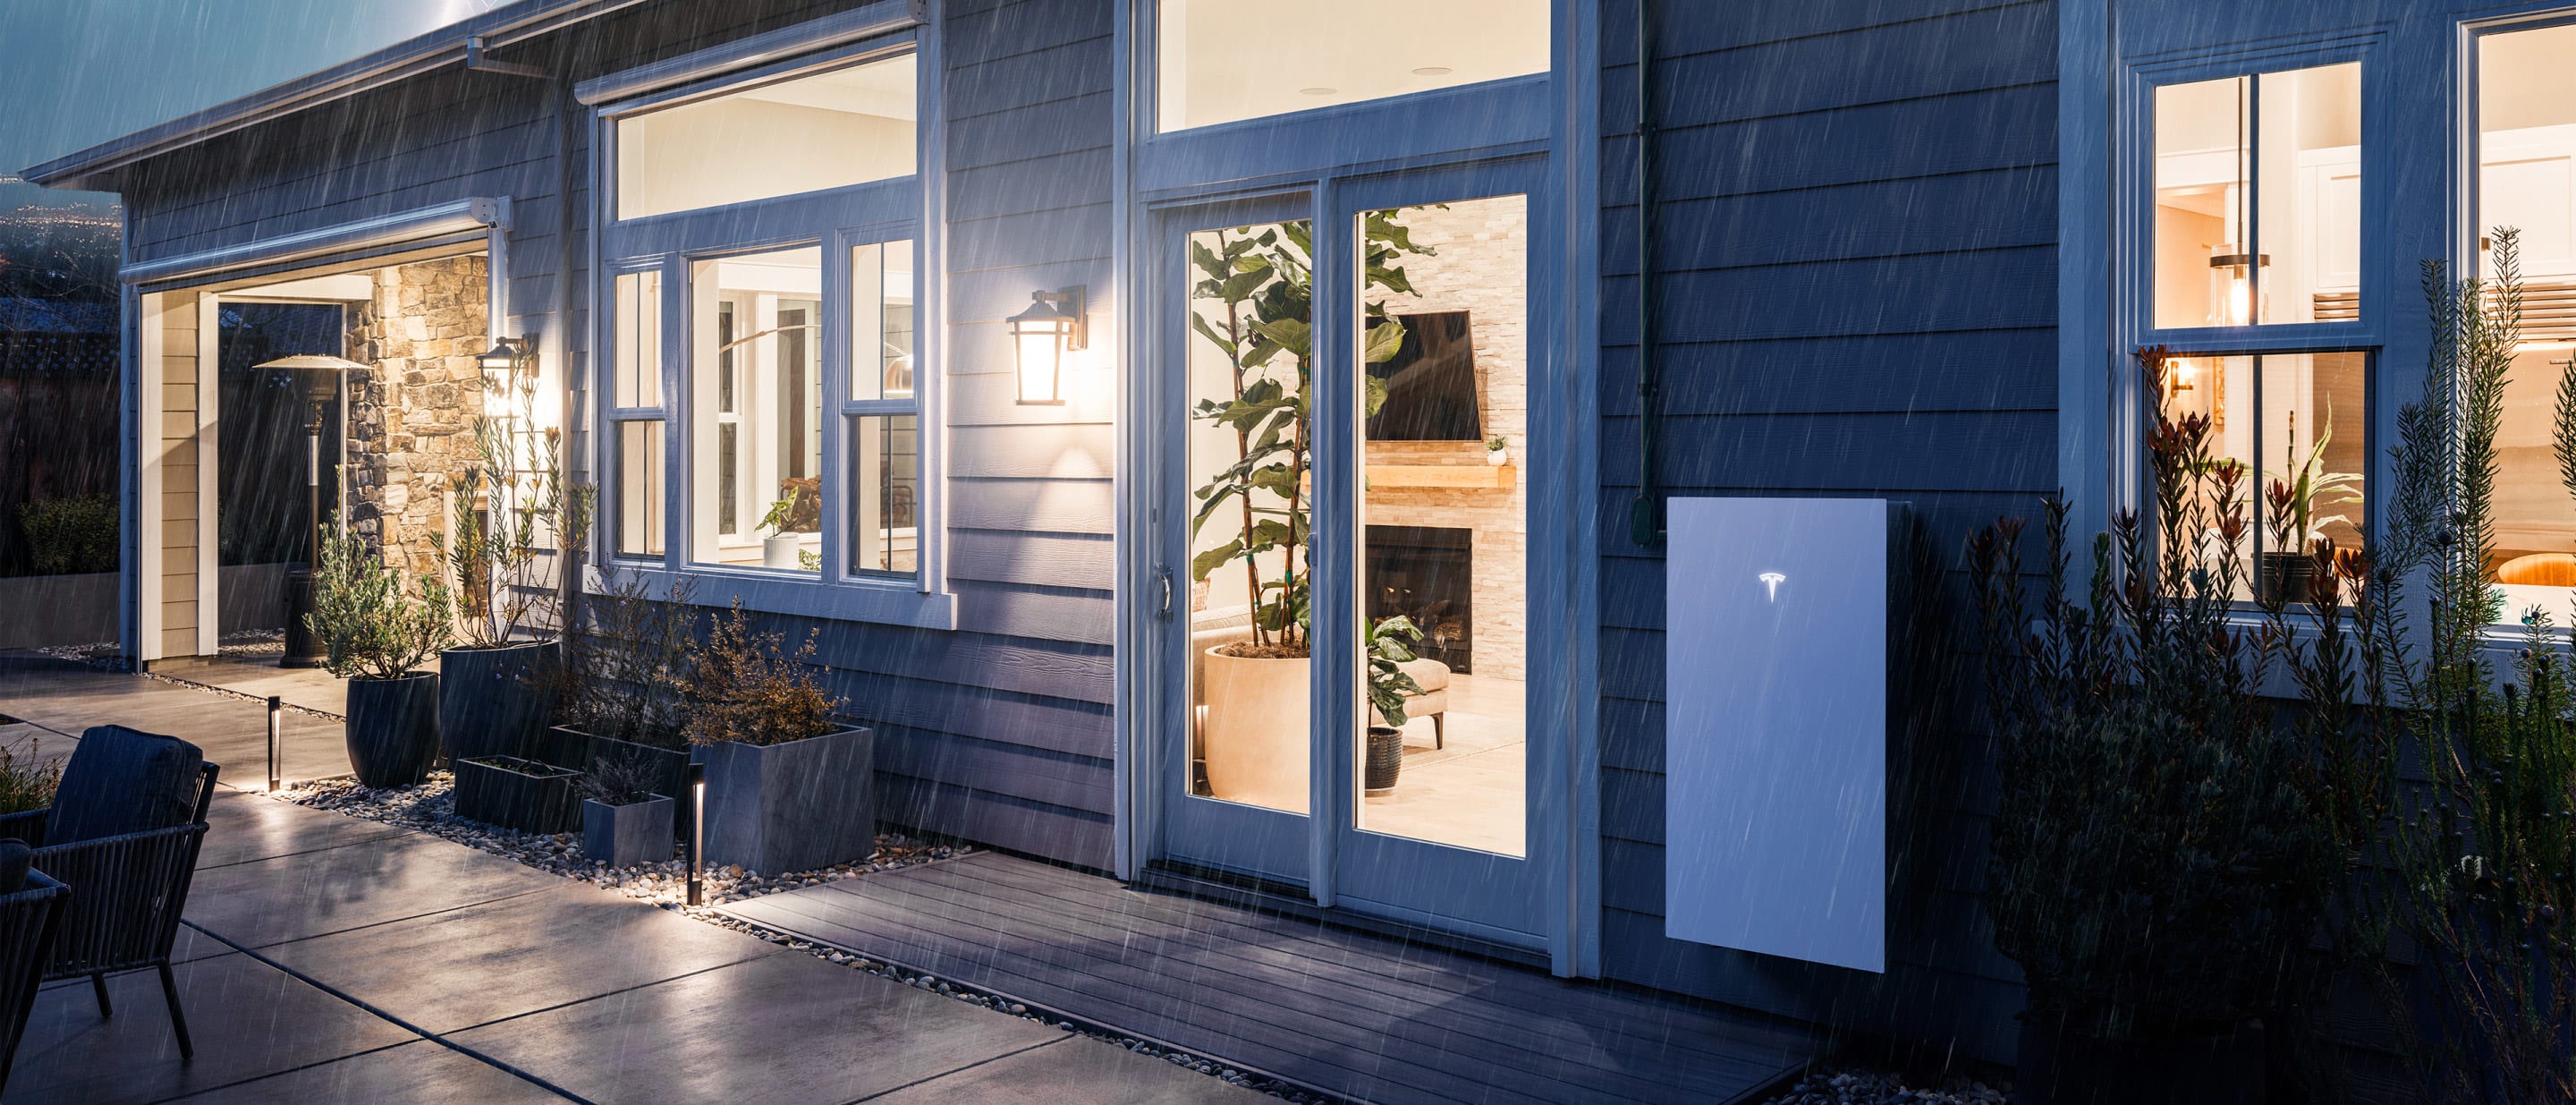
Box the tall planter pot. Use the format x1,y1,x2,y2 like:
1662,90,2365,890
2015,1015,2265,1105
344,673,441,788
574,727,691,841
698,726,875,875
437,640,561,766
1199,647,1309,812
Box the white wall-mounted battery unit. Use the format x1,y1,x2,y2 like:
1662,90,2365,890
1663,497,1893,973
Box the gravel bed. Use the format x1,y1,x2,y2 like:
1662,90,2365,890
1758,1067,2010,1105
271,774,1331,1101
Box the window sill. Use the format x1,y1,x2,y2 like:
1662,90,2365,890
588,563,955,631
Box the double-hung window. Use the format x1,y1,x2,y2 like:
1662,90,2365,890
592,20,946,626
2137,55,2371,599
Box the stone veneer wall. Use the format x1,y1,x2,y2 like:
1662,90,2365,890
1367,198,1530,683
343,254,488,579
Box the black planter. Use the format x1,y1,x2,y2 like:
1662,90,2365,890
2015,1016,2265,1105
343,673,441,788
2259,551,2317,605
699,727,875,875
1364,725,1404,796
453,754,582,834
437,641,562,767
575,727,691,841
582,795,674,867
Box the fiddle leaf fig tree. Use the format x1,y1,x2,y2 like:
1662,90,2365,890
1186,210,1435,653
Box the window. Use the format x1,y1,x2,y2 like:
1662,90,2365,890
1154,0,1548,132
597,32,937,616
2152,63,2360,328
2153,352,2368,599
2480,22,2576,622
616,52,918,219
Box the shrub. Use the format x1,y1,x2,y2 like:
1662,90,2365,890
306,523,451,681
0,740,63,816
15,495,115,576
555,571,699,750
682,600,843,748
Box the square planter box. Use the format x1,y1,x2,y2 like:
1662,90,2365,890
699,726,875,875
566,726,692,842
582,795,674,868
453,755,582,835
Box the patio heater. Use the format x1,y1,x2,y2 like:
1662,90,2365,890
253,355,363,668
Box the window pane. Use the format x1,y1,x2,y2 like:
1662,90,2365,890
2154,353,2364,603
617,52,917,220
615,421,664,558
2483,23,2576,625
1157,0,1547,132
689,247,825,573
851,239,916,401
2153,64,2360,327
850,414,919,577
1353,195,1528,857
613,269,662,407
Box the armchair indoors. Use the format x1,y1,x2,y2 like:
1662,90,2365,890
0,726,218,1058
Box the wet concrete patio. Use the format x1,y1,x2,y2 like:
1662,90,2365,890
0,654,1267,1104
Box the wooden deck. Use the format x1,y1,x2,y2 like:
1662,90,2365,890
722,853,1819,1105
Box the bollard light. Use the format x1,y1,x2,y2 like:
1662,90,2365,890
686,761,706,906
267,695,284,793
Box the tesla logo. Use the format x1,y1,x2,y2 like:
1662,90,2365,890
1758,572,1785,601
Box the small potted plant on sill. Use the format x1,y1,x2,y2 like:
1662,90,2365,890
1485,435,1510,466
552,571,699,839
758,479,820,571
435,344,595,769
309,523,453,788
2258,406,2360,605
579,757,673,868
453,753,582,834
685,600,873,874
1362,616,1427,796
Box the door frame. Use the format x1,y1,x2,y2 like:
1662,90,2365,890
1108,0,1604,976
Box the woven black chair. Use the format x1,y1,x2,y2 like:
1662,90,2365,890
0,841,69,1094
0,727,217,1059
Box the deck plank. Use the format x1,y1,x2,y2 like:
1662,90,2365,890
724,853,1818,1105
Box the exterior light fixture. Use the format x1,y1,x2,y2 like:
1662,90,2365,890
1006,286,1085,405
267,695,284,793
686,761,706,906
478,335,533,371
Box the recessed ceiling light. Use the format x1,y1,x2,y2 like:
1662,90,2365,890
1300,86,1338,96
1412,66,1453,76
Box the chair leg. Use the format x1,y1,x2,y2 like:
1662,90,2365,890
157,963,193,1060
1432,712,1445,750
89,972,112,1018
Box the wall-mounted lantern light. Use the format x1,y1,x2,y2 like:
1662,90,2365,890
478,335,534,371
1006,286,1085,405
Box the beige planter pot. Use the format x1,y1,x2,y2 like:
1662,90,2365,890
1199,646,1309,813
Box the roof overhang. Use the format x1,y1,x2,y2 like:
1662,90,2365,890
123,197,506,290
19,0,637,191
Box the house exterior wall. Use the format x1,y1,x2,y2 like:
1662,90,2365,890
1595,0,2056,1064
155,290,201,659
343,254,489,579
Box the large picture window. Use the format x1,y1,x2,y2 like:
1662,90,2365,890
2481,22,2576,623
2152,62,2361,329
616,51,917,220
1154,0,1547,132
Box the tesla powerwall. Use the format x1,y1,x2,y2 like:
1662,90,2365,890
1664,497,1891,973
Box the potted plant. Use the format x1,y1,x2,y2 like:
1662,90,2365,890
758,494,801,569
453,753,581,834
578,758,673,867
685,600,873,874
308,523,453,788
1361,616,1427,796
1188,213,1430,803
1485,435,1509,465
434,342,595,768
554,571,699,839
2257,405,2360,604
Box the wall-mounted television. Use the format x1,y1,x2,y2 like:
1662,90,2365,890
1366,310,1482,441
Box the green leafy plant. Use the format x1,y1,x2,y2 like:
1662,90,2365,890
2260,404,2363,550
0,739,63,816
556,571,699,750
759,494,798,539
1485,435,1508,452
1365,616,1428,728
307,521,452,681
1185,211,1434,654
682,600,845,748
14,495,115,576
435,343,594,648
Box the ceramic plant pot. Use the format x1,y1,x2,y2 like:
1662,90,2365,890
436,640,560,766
763,535,802,569
698,726,876,875
582,795,674,867
343,672,440,788
1199,647,1310,813
576,727,692,841
1363,725,1404,796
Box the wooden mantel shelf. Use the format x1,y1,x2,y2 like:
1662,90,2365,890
1366,463,1517,490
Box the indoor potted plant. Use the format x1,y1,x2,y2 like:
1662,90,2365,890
308,523,453,789
1485,434,1509,465
1188,214,1429,804
452,753,582,834
685,600,873,874
758,480,818,570
579,757,673,867
1362,616,1427,796
435,343,595,768
2257,406,2360,605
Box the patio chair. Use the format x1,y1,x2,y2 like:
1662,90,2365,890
0,727,217,1059
0,843,69,1093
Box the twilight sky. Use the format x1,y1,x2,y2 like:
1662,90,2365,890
0,0,511,202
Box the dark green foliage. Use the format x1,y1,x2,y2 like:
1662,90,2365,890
0,739,62,817
14,495,114,575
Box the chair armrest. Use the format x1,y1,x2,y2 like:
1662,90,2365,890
0,809,49,848
34,821,208,978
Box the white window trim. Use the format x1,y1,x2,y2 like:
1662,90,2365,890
586,10,953,631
